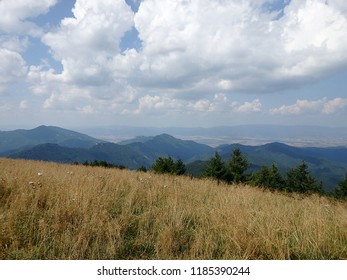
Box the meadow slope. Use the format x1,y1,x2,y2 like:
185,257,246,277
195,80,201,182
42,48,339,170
0,158,346,260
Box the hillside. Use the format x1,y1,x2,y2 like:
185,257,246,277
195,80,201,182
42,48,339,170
0,125,104,154
0,158,346,260
123,134,214,162
8,142,151,170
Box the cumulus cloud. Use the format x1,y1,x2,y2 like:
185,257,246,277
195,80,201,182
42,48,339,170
42,0,134,86
0,0,57,95
0,0,57,36
232,99,263,113
127,93,262,116
130,0,347,93
322,98,347,114
0,48,27,94
21,0,347,121
270,97,347,115
133,95,184,114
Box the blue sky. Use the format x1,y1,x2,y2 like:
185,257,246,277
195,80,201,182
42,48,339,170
1,0,347,129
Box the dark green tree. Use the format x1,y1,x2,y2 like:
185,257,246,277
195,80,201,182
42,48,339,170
268,163,285,190
137,166,148,172
151,157,186,176
227,147,249,183
173,159,186,175
251,163,284,190
285,161,323,194
334,173,347,199
152,157,175,174
251,165,270,187
201,152,227,182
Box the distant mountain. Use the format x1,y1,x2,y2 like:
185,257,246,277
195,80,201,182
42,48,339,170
80,124,347,147
0,125,105,155
5,133,214,168
2,126,347,191
8,142,151,170
123,134,214,162
8,143,91,163
88,143,151,168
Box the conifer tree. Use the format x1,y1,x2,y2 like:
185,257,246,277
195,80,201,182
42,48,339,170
251,165,270,187
251,163,284,190
201,152,227,182
152,157,175,174
151,157,186,176
334,173,347,199
227,147,249,183
268,163,285,190
173,159,186,175
285,161,323,194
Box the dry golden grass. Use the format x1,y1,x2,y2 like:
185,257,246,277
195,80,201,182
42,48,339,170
0,158,346,260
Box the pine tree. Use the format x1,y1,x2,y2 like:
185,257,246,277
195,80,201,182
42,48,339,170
285,161,323,194
151,157,186,176
201,152,227,182
152,157,175,174
334,173,347,199
251,165,270,187
173,159,186,175
268,163,285,190
251,163,284,190
227,147,249,183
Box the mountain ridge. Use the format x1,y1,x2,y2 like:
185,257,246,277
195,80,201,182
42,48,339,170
1,125,347,191
0,125,105,154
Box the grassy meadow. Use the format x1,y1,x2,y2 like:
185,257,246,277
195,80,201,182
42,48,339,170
0,158,346,260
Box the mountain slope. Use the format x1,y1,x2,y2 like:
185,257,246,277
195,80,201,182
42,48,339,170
2,126,347,191
8,142,151,169
0,125,104,154
124,134,214,162
8,143,91,163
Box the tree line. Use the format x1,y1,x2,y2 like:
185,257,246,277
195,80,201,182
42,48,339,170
71,149,347,199
150,148,347,199
73,160,127,170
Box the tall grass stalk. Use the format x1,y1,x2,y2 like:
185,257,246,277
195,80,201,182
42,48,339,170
0,159,346,259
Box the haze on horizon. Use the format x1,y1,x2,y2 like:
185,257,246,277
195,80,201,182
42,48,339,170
1,0,347,130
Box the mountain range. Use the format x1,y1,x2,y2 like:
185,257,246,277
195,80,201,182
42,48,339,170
79,124,347,147
1,125,347,191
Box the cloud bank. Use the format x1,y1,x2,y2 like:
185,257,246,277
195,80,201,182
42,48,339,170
1,0,347,122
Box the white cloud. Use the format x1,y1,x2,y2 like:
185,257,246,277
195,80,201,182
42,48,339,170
42,0,134,86
0,48,27,94
270,97,347,115
0,0,57,95
232,99,263,113
190,99,210,112
129,93,262,116
322,98,347,114
0,36,29,53
20,0,347,123
130,0,347,93
133,95,183,114
0,0,57,36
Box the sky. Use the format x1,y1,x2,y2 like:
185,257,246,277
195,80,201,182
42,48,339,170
1,0,347,130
